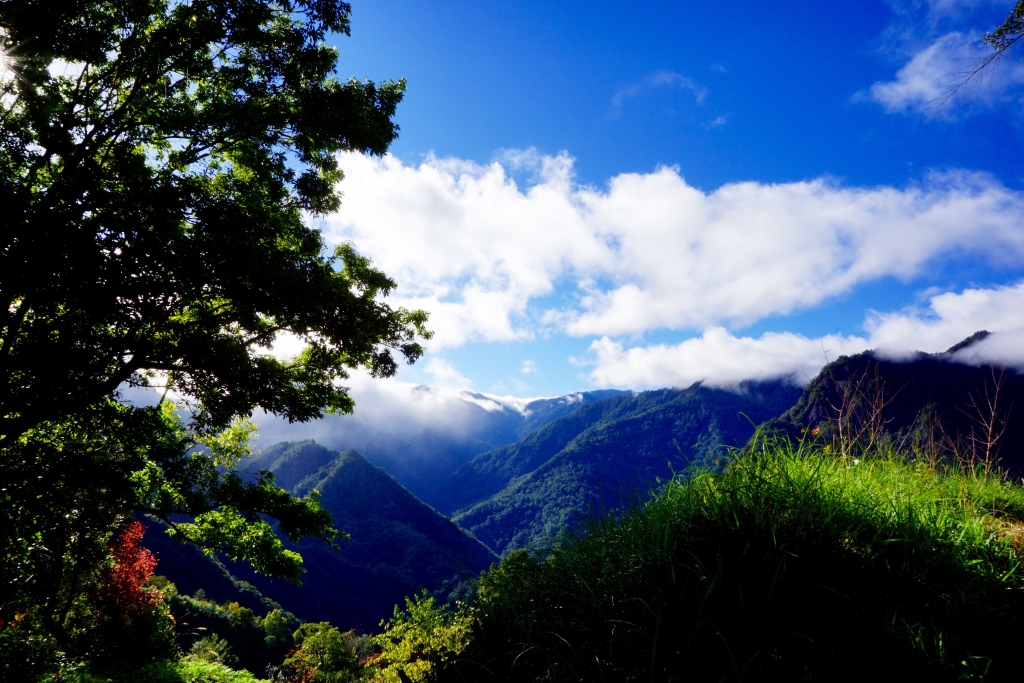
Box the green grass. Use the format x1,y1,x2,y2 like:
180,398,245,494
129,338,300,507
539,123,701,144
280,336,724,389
436,443,1024,682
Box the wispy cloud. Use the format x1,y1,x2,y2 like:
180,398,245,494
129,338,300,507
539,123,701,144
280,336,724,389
609,70,707,117
706,114,730,128
857,31,1024,116
510,378,531,392
520,360,538,375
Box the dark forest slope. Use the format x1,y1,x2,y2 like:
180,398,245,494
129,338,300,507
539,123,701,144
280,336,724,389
229,442,497,630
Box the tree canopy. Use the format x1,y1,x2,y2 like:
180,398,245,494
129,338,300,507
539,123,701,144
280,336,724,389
0,0,428,443
0,0,429,668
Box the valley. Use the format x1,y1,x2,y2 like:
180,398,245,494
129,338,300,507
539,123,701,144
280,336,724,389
147,334,1024,637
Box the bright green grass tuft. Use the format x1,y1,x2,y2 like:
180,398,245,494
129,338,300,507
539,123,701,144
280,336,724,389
437,443,1024,682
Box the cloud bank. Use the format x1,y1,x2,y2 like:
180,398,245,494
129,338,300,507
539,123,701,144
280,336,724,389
251,369,537,453
325,151,1024,355
587,282,1024,389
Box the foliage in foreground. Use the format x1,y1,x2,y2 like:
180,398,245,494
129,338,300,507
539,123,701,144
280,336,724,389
363,593,474,683
436,443,1024,682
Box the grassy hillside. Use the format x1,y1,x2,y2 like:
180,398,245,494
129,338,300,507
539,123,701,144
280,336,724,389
453,382,801,554
436,444,1024,682
229,442,498,631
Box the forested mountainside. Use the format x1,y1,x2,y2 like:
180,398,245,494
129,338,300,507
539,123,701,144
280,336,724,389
255,390,626,512
763,334,1024,473
226,443,497,630
452,381,803,555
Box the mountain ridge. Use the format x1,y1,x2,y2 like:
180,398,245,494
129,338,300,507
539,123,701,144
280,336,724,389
451,381,804,554
228,442,497,630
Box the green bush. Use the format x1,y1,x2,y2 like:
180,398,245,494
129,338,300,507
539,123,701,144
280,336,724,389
437,444,1024,682
275,622,366,682
364,592,473,683
176,659,267,683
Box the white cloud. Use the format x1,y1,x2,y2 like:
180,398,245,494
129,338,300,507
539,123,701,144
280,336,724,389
588,329,869,389
323,151,606,348
325,152,1024,348
424,357,474,390
858,32,1024,115
251,368,543,449
858,0,1024,118
867,280,1024,351
585,281,1024,389
520,360,538,375
953,328,1024,366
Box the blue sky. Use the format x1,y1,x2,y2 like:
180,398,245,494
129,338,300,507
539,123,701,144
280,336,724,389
312,0,1024,398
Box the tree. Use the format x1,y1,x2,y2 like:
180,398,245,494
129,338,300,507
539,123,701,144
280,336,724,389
365,592,474,683
985,1,1024,53
282,622,362,682
0,0,427,445
84,521,177,671
943,1,1024,101
0,0,429,664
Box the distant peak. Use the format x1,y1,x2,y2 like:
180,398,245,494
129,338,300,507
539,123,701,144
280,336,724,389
944,330,991,355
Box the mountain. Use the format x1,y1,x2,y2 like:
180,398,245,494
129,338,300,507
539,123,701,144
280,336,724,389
253,389,626,512
228,442,498,630
438,391,651,515
764,335,1024,473
451,381,803,555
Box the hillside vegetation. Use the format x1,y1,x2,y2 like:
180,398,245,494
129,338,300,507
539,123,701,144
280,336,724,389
436,442,1024,682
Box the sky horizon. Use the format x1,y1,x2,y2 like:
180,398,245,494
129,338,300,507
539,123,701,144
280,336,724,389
297,0,1024,400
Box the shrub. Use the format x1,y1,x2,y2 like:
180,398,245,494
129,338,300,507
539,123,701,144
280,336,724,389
177,658,268,683
364,593,473,683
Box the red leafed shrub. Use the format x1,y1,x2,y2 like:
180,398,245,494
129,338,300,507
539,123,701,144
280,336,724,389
81,520,177,672
97,521,162,619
